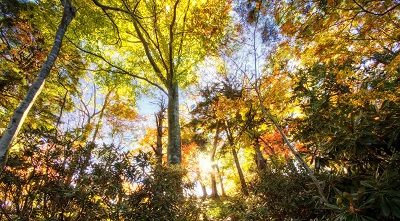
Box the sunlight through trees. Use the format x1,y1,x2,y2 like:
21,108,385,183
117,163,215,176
1,0,399,220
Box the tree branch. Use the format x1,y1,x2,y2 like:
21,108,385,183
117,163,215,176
0,0,76,171
121,0,167,83
92,0,137,17
151,0,169,73
168,0,180,84
92,0,167,84
66,37,167,95
352,0,400,16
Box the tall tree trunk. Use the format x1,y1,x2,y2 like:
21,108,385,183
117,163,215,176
210,122,220,198
196,169,207,198
166,1,182,166
216,164,226,196
167,82,181,165
154,99,166,166
248,9,328,202
255,82,328,204
254,138,267,170
232,147,248,196
225,124,248,195
0,1,76,171
255,86,328,203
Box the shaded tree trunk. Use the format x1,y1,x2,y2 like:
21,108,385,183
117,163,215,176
232,147,248,196
216,164,226,196
154,98,166,166
225,123,248,195
210,122,220,198
254,138,267,170
0,1,76,171
167,82,181,165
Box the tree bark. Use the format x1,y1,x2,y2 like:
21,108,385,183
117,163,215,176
255,84,328,203
0,1,76,171
225,124,248,195
216,164,226,196
167,82,181,164
232,147,248,196
210,122,220,198
154,99,166,166
254,138,267,170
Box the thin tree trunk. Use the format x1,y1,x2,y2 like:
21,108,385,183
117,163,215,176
210,122,220,198
154,99,166,166
196,169,207,198
167,82,181,164
216,164,226,196
248,9,328,202
155,113,163,166
254,138,267,170
255,81,328,203
0,1,76,171
232,147,248,196
91,90,113,144
225,124,248,195
153,99,166,184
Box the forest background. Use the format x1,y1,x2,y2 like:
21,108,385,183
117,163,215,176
0,0,399,220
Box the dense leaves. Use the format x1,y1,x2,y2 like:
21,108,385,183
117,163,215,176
1,0,399,220
0,128,199,220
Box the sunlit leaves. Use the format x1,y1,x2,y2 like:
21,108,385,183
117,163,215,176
269,0,400,70
0,0,83,133
74,0,232,90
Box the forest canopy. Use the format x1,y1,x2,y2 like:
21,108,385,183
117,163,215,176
0,0,399,220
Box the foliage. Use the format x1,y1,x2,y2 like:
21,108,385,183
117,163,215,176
325,154,400,221
0,0,83,146
0,128,200,220
291,61,400,174
1,0,400,220
244,162,326,220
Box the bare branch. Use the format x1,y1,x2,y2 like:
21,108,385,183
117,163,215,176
100,8,122,45
92,0,136,17
352,0,400,16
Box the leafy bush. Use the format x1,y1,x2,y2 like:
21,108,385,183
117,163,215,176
326,154,400,221
229,162,327,220
0,132,200,220
122,164,201,221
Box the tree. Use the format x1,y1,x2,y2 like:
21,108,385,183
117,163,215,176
77,0,231,165
0,0,76,171
239,0,400,213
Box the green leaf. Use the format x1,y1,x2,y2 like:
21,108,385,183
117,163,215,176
361,194,377,207
334,187,343,196
325,203,340,210
381,197,390,217
360,180,374,189
391,203,400,218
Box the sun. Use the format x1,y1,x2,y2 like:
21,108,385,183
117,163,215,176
197,153,214,174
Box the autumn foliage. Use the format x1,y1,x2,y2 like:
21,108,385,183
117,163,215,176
1,0,400,220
